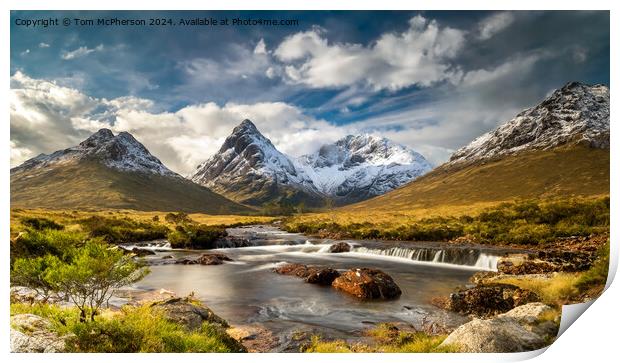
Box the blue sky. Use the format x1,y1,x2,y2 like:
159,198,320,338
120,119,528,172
10,10,610,174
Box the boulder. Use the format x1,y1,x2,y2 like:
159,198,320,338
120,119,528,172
10,314,66,353
130,248,156,257
327,242,351,253
332,268,402,300
447,283,539,317
150,296,229,330
498,302,559,338
274,263,341,285
305,268,341,285
440,316,546,353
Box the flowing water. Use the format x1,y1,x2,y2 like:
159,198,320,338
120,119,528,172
123,225,517,349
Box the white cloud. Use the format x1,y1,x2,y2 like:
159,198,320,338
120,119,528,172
20,49,30,56
273,16,466,91
39,42,50,48
478,12,515,40
61,44,104,60
461,53,545,86
254,38,268,54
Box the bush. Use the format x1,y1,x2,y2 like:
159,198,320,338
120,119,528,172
164,212,192,224
11,229,86,261
576,240,610,290
20,217,64,231
79,216,169,243
11,303,245,353
167,224,227,249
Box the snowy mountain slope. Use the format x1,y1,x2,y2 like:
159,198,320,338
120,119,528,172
295,135,432,201
11,128,179,177
191,120,432,206
10,129,251,213
191,119,320,206
450,82,610,164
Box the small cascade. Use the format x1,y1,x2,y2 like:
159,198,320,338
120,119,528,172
350,246,500,271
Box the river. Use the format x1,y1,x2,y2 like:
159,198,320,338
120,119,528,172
119,225,518,350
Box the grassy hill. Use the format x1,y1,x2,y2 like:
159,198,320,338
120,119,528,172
10,161,253,214
346,145,609,214
283,145,609,238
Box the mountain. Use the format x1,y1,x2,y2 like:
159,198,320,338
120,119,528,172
191,120,321,207
345,81,610,213
11,129,251,213
190,120,432,207
450,82,609,164
295,135,432,203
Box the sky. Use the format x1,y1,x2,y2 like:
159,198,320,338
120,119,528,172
10,10,610,175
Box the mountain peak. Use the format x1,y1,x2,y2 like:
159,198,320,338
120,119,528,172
12,129,178,177
450,81,609,164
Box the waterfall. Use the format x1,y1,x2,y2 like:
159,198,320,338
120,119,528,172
350,246,499,271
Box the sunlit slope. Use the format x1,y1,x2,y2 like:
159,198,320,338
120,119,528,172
343,145,609,213
10,161,253,214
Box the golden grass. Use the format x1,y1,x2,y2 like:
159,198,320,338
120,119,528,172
490,273,580,306
10,208,276,239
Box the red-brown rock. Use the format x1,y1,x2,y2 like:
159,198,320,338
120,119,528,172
332,268,402,300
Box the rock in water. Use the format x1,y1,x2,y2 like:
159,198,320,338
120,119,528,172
327,242,351,253
274,263,341,285
332,268,402,299
10,314,67,352
447,283,539,317
440,317,546,353
175,253,232,265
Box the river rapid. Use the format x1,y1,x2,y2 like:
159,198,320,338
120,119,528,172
119,225,520,350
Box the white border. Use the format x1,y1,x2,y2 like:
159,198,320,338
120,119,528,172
3,1,617,363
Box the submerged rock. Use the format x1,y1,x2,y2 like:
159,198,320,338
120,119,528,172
327,242,351,253
176,252,232,265
332,268,401,300
447,283,539,317
150,296,229,330
274,263,341,285
10,314,67,352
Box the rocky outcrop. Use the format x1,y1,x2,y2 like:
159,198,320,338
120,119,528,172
327,242,351,253
446,283,539,317
151,297,230,330
497,251,596,274
122,247,156,257
332,268,402,300
440,302,557,353
274,263,341,285
176,253,232,265
10,314,67,353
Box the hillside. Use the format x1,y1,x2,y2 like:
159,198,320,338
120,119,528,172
10,130,252,214
344,145,609,214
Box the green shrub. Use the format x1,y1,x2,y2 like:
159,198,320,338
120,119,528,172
11,229,86,261
167,224,227,249
164,212,192,224
20,217,64,231
79,216,169,243
576,240,610,291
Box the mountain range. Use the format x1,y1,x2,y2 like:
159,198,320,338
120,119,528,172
10,81,610,213
190,120,432,206
346,81,610,213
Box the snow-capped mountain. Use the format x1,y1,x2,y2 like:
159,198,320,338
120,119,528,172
12,128,178,177
191,120,432,206
11,129,251,213
450,82,610,164
296,135,432,201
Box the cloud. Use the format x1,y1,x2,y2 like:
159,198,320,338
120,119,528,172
20,49,30,56
39,42,50,48
10,72,350,175
61,44,104,60
254,38,268,55
461,53,546,86
273,15,466,91
478,12,515,40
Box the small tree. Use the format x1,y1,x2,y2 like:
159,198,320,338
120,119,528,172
11,254,61,302
46,240,148,322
